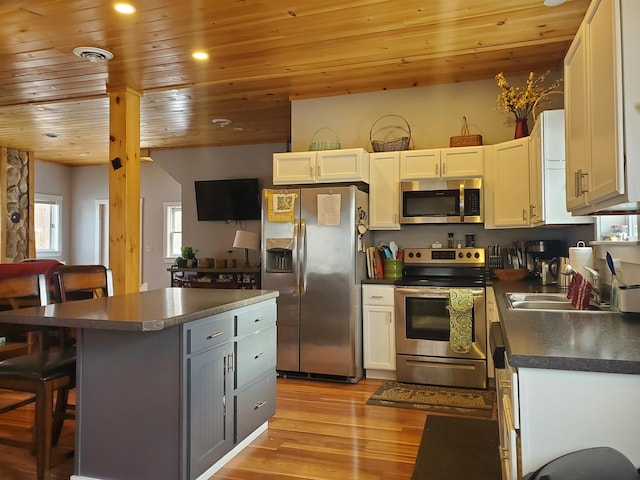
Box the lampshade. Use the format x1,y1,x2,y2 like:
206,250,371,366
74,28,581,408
233,230,259,251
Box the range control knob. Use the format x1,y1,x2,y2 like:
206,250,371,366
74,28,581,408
415,252,422,258
474,252,480,259
466,252,472,258
458,252,464,259
408,251,414,258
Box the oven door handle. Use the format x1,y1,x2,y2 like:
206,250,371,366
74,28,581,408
395,286,485,297
459,182,465,222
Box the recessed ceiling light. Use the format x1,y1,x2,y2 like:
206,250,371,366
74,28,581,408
114,3,136,14
212,118,232,127
544,0,566,6
192,51,209,60
73,46,114,62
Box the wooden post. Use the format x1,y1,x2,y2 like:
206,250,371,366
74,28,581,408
108,87,141,295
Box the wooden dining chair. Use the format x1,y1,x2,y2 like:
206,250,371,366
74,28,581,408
0,273,76,480
53,264,114,302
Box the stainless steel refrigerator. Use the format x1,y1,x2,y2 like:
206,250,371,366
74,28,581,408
261,185,369,382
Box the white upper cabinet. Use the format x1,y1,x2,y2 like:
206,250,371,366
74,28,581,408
369,152,401,230
273,148,370,185
399,146,484,180
564,0,640,214
487,137,531,228
399,149,441,180
528,110,594,226
272,151,317,184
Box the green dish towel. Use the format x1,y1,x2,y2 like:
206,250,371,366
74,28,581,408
448,288,473,353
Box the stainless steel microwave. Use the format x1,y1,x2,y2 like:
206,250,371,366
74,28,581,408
400,178,483,224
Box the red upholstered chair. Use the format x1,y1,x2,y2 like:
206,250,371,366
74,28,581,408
0,273,75,480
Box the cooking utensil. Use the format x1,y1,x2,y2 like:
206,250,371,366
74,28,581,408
389,241,399,259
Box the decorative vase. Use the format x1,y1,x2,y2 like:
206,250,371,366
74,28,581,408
514,118,529,139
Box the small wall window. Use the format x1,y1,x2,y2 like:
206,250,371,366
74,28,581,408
164,202,182,261
35,194,62,257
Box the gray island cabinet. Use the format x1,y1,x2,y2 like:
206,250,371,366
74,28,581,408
0,288,279,480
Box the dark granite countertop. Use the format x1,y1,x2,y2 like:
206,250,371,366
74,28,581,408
0,288,279,332
492,280,640,374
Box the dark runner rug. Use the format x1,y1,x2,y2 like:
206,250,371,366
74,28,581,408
366,381,495,418
411,415,501,480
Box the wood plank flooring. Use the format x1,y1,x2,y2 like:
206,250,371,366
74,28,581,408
0,377,493,479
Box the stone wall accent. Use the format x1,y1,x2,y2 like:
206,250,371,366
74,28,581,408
4,148,30,261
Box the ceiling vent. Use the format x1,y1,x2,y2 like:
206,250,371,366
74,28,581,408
73,47,114,62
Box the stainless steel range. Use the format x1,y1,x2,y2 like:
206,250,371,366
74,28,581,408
395,248,487,388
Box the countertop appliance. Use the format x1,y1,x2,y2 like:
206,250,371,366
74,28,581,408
394,248,487,388
400,178,483,224
525,240,563,283
261,185,368,383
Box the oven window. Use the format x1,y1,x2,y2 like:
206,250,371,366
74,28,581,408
405,297,475,341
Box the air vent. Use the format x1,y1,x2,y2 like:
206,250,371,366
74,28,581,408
73,47,114,62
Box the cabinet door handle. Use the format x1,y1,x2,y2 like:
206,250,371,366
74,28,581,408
206,331,224,340
522,209,527,221
227,352,234,373
370,295,384,299
254,352,267,360
254,401,267,410
442,162,446,176
254,316,267,323
435,163,439,176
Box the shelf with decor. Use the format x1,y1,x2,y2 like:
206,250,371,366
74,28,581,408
168,267,261,290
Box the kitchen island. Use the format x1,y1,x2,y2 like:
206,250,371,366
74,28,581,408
491,280,640,479
0,288,279,480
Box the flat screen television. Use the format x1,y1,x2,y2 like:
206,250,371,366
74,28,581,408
194,178,261,221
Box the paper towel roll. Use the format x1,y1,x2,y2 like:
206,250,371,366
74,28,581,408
569,242,593,278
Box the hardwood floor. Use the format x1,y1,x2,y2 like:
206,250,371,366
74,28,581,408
213,378,426,480
0,377,492,479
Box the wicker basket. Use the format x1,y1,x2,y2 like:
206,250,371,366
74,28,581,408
369,114,411,152
450,116,482,147
309,127,341,151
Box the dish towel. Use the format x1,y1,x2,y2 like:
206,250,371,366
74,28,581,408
448,288,473,353
568,273,592,309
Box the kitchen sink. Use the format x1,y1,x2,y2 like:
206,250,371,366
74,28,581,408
506,292,612,313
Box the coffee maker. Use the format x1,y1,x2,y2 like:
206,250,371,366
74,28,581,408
525,240,563,284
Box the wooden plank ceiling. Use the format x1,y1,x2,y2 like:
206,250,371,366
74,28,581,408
0,0,590,166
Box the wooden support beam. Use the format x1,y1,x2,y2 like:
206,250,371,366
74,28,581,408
108,87,141,295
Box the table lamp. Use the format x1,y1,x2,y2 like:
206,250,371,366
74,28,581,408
233,230,259,267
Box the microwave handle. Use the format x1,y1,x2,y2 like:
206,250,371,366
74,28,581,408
459,182,465,222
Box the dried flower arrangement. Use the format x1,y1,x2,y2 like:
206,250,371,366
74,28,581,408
495,71,563,120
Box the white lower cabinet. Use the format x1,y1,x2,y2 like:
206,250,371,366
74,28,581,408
362,284,396,379
497,354,640,479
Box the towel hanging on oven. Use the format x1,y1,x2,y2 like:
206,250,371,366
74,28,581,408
448,288,473,353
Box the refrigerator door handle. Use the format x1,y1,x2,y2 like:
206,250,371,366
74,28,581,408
292,218,299,294
300,217,306,295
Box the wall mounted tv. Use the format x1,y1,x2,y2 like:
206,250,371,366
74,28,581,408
194,178,261,221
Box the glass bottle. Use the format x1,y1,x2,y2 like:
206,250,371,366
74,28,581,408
447,233,455,248
611,275,620,311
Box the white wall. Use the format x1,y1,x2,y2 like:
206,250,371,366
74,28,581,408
152,143,286,267
291,72,564,152
35,160,181,290
34,160,73,263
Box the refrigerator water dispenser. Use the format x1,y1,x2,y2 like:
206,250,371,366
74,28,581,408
266,238,294,272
